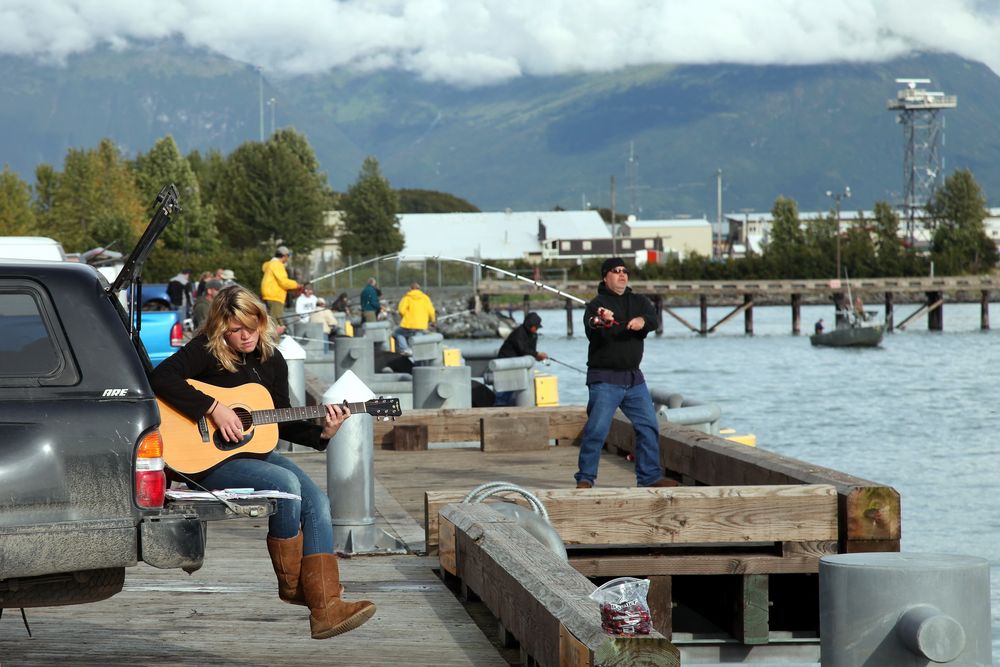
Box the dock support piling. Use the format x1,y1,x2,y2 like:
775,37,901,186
885,291,894,332
927,291,944,331
700,295,708,335
833,292,848,328
522,294,529,317
653,294,664,335
791,293,801,335
565,298,573,338
981,290,990,330
743,293,754,335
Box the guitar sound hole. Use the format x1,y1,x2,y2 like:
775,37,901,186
212,407,254,451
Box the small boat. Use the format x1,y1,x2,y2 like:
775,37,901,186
810,317,884,347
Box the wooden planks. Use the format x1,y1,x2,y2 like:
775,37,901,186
426,484,838,554
604,415,901,553
480,414,550,452
441,503,679,667
373,406,589,448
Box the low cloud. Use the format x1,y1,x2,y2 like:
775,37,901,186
0,0,997,85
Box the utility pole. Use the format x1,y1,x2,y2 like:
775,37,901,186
716,169,723,260
268,97,277,135
258,67,264,141
610,175,617,256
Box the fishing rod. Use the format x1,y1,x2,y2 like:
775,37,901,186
545,356,586,374
308,253,589,305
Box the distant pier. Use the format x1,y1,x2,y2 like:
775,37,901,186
478,275,1000,335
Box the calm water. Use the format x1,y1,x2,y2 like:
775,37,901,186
455,302,1000,657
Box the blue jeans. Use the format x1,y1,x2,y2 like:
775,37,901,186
393,326,423,352
197,450,334,555
576,381,662,486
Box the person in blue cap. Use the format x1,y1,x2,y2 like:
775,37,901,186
575,258,677,489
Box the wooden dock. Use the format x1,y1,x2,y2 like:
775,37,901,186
0,404,899,666
478,275,999,334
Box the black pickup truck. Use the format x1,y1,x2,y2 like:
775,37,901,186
0,185,270,609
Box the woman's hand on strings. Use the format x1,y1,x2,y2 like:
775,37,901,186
320,403,351,439
210,403,244,443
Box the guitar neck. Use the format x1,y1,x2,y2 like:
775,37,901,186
251,402,368,426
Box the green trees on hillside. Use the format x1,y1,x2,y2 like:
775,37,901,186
397,188,479,213
133,136,218,257
339,157,403,258
927,169,998,274
213,129,330,254
0,166,36,235
36,139,146,252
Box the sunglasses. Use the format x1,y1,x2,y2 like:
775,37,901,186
608,268,629,275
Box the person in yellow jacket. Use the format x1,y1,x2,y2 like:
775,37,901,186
261,245,299,326
393,282,435,355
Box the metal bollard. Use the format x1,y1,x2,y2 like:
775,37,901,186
488,355,536,407
322,370,405,555
410,332,443,365
820,552,991,666
277,336,306,452
333,335,374,380
361,319,392,350
412,365,471,409
367,374,414,411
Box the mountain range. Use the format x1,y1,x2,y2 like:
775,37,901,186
1,45,998,218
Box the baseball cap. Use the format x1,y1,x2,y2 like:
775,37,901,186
276,245,292,257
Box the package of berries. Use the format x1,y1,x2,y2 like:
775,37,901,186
588,577,653,636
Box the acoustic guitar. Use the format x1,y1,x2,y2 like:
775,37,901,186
157,379,401,474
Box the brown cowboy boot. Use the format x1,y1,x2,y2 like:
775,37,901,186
266,532,306,606
301,553,376,639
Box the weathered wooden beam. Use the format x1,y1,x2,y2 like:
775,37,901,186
604,416,901,553
481,414,550,452
442,503,679,667
736,574,769,645
373,406,588,447
426,484,837,552
569,543,836,577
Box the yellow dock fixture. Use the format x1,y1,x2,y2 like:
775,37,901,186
534,374,559,406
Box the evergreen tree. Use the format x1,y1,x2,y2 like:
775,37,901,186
872,201,904,276
339,156,403,258
0,166,37,235
764,196,805,277
926,169,997,274
133,135,218,256
214,129,329,252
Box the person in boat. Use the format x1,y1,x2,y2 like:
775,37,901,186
575,258,677,490
815,318,824,334
150,285,376,640
494,311,548,407
854,295,867,321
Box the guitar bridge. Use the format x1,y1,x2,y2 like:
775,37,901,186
197,417,210,443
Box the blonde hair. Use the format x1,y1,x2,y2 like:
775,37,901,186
203,285,277,373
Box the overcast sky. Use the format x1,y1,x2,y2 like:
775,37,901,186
0,0,997,86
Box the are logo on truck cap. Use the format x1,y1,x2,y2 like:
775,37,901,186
102,388,129,397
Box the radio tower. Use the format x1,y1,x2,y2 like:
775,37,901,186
887,78,957,244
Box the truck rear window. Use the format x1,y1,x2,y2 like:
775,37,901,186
0,292,61,377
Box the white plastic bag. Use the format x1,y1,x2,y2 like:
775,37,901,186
588,576,653,635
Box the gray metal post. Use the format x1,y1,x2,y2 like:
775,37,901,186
412,366,471,409
820,552,990,666
322,371,405,555
277,336,306,451
333,336,374,380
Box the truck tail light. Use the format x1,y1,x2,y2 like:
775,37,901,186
135,430,166,509
170,321,184,347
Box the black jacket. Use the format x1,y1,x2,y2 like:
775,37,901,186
150,335,329,452
497,324,538,359
583,283,657,371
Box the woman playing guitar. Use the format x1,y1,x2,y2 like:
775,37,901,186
150,285,375,640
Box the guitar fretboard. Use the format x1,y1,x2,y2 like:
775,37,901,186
251,401,368,426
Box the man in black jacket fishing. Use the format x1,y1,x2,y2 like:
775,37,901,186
494,311,548,406
575,258,676,489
